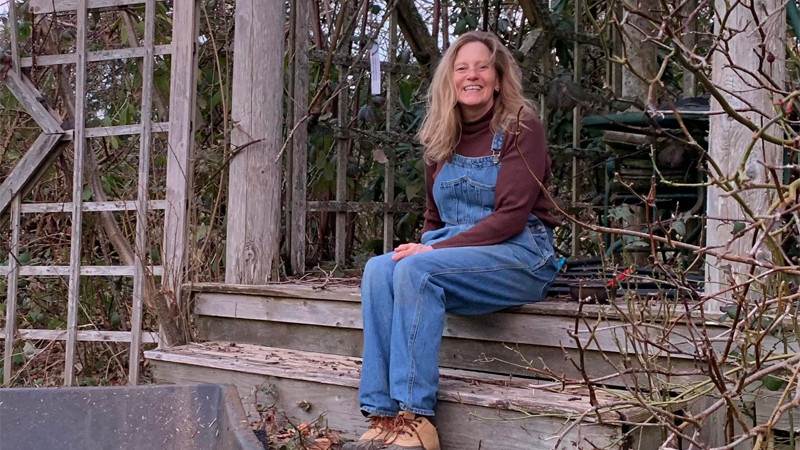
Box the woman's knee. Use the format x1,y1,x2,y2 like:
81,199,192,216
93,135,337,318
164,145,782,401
363,253,397,287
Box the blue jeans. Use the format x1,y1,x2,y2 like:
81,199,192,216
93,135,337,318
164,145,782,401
358,224,558,417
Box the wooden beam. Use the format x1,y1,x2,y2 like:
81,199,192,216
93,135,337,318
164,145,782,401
383,12,398,255
29,0,163,14
163,0,198,319
3,196,21,386
19,45,173,68
705,0,785,310
0,265,165,277
2,70,64,134
0,329,160,343
289,0,309,276
0,133,63,217
20,199,167,213
226,0,284,284
64,0,89,387
129,0,156,386
307,49,420,76
307,200,423,213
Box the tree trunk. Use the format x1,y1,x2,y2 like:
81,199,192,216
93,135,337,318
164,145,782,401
705,0,785,310
620,0,659,110
226,0,285,284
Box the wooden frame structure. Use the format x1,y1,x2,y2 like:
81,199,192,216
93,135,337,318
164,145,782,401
1,0,198,386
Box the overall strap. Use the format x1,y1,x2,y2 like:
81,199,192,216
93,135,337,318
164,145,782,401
491,125,504,164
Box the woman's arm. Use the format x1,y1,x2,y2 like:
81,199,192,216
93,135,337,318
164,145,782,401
421,161,445,234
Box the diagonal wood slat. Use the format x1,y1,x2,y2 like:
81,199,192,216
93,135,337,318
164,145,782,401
0,133,63,216
2,70,65,134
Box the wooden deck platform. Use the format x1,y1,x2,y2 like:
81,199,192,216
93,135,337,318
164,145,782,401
145,342,660,450
143,281,800,448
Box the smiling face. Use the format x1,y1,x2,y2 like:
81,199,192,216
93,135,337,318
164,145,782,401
453,41,499,122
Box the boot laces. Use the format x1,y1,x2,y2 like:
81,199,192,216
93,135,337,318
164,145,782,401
384,415,427,449
367,416,394,432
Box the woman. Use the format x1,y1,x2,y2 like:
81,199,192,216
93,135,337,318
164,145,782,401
345,31,560,450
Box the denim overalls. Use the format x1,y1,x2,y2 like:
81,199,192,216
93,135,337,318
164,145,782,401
359,128,559,417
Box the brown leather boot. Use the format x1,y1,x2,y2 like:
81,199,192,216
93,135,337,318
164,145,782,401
342,416,396,450
381,411,441,450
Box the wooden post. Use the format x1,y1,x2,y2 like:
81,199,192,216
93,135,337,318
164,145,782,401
621,0,658,107
383,11,398,254
7,0,21,70
64,0,89,387
3,196,21,386
290,0,309,276
571,0,582,257
336,64,349,267
163,0,198,332
705,0,785,310
129,0,156,385
226,0,285,284
682,0,698,98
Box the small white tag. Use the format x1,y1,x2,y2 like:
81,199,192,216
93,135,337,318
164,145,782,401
370,43,381,96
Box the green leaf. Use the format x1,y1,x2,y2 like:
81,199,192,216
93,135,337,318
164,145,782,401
82,186,92,201
12,350,24,364
762,375,784,391
323,163,334,181
405,183,421,200
465,15,478,30
110,311,121,329
17,252,30,265
454,18,467,35
398,80,413,110
732,221,746,234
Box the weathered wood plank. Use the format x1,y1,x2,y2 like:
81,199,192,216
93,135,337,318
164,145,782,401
383,12,398,255
307,200,423,213
20,199,167,213
163,0,198,313
19,45,172,68
128,0,156,386
145,343,641,423
195,316,710,389
29,0,162,14
1,70,64,134
149,360,625,450
8,0,21,71
705,0,785,311
186,282,363,301
0,329,160,343
3,196,21,386
64,0,90,387
83,122,169,138
0,265,165,277
226,0,284,284
307,49,421,76
192,292,734,358
185,282,710,321
289,0,309,276
335,63,348,267
0,133,62,217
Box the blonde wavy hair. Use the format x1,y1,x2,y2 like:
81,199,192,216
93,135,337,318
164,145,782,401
418,31,536,163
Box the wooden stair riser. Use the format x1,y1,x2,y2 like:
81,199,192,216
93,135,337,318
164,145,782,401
151,360,628,450
196,315,709,389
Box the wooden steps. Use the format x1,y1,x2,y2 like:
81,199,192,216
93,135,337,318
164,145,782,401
145,342,659,450
189,282,729,389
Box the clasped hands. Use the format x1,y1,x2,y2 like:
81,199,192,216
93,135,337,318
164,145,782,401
391,243,433,261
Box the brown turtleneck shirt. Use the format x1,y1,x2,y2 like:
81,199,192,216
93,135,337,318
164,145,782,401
422,109,560,249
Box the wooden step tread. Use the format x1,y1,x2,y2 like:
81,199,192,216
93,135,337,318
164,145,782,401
145,342,647,424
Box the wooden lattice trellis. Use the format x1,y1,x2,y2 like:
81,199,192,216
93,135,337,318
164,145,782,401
1,0,199,386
